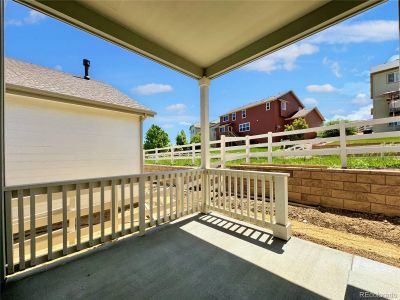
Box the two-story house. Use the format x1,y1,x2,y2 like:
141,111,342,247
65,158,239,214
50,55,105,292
216,90,324,141
189,119,219,141
370,56,400,132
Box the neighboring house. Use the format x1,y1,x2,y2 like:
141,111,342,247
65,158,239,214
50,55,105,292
370,56,400,132
216,91,324,140
190,119,219,141
5,58,155,185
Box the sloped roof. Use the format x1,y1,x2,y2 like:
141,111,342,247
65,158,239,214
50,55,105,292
191,119,220,128
286,107,325,121
5,58,155,116
221,90,303,116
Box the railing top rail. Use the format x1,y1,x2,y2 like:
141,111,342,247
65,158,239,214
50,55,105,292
207,168,290,177
4,168,202,191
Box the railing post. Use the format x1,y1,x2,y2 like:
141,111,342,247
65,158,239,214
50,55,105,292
272,176,291,241
155,149,159,162
139,176,146,236
221,135,226,168
192,144,195,165
267,132,273,164
339,123,347,168
245,135,250,163
201,170,209,213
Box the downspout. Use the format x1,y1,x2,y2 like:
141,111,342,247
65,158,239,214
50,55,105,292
0,0,5,291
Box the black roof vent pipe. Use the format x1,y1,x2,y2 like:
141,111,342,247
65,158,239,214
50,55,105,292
83,59,90,80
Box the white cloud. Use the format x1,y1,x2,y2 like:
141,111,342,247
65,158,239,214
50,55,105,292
322,57,341,78
310,20,398,44
132,83,173,95
179,121,192,126
6,10,46,26
165,103,187,113
331,109,345,115
306,84,337,93
244,43,319,73
351,93,371,105
332,105,372,121
303,97,318,106
340,81,370,96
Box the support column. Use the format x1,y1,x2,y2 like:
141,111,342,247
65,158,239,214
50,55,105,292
0,0,5,290
199,77,210,169
139,116,144,173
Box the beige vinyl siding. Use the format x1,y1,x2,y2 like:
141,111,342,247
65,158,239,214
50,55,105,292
5,93,141,185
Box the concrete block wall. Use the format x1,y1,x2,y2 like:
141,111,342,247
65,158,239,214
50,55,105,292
231,164,400,217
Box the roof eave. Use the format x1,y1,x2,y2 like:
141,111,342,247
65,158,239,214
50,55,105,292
6,84,156,117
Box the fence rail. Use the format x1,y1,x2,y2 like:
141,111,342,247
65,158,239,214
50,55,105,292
145,116,400,168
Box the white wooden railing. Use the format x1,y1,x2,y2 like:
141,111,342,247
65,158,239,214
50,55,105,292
145,116,400,168
4,168,290,275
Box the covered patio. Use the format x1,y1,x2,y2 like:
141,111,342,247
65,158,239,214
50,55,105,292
0,0,396,298
3,212,400,299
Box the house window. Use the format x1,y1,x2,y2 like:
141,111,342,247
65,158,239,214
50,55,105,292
219,126,225,133
222,115,229,122
387,72,399,83
266,102,271,111
239,122,250,132
241,109,247,118
232,112,236,121
281,101,287,111
389,122,400,127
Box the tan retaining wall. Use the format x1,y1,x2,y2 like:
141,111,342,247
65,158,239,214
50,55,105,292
231,164,400,217
144,164,196,173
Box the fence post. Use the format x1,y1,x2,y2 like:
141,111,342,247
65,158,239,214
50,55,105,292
221,135,226,168
273,176,291,241
155,149,159,162
245,135,250,163
339,123,347,168
139,176,146,236
192,144,195,165
267,132,273,164
171,146,175,164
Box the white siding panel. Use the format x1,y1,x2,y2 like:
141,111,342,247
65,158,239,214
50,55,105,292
5,93,141,185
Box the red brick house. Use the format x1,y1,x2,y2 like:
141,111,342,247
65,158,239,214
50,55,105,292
216,91,324,141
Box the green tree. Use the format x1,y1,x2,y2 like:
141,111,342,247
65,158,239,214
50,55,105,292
190,132,201,144
176,130,187,146
284,117,309,141
144,124,170,150
319,120,357,138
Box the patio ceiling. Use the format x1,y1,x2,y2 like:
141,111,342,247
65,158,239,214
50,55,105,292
16,0,384,79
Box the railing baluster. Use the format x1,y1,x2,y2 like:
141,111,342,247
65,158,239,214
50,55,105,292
47,187,53,260
240,174,244,218
262,175,266,225
100,181,105,242
234,174,238,217
213,171,216,209
130,178,134,231
163,174,167,221
190,172,194,214
112,180,117,238
121,178,125,234
89,182,94,245
170,174,174,220
254,175,258,222
76,184,81,250
5,191,14,274
228,173,232,215
157,175,161,224
196,171,200,212
180,173,184,217
247,175,251,221
186,172,189,215
269,176,274,225
17,189,25,270
139,176,146,236
176,173,180,218
62,185,68,255
30,190,36,266
149,175,154,226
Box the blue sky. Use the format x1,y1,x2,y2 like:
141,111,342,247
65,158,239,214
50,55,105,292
4,0,399,142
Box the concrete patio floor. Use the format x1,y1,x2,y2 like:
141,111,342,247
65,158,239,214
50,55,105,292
2,212,400,300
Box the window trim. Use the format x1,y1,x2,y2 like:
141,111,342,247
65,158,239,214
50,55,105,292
232,112,236,121
387,71,399,84
239,122,250,132
266,102,271,111
219,126,225,133
222,115,229,122
281,101,287,111
241,109,247,119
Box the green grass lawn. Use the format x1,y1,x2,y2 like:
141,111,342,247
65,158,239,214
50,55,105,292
326,136,400,146
146,154,400,169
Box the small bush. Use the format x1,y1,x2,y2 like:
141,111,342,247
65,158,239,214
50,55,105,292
319,120,357,138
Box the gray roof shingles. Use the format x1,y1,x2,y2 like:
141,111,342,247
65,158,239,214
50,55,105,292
5,58,155,116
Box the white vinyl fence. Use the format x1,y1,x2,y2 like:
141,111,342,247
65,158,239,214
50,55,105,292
145,116,400,168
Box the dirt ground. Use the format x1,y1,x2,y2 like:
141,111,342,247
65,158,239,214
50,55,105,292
287,204,400,268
